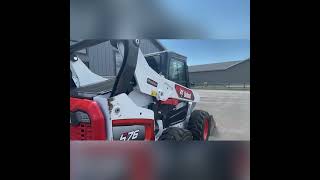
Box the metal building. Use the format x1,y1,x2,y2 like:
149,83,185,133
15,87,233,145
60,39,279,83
70,39,166,77
188,59,250,86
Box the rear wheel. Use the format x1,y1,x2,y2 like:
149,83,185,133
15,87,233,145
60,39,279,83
188,110,213,141
158,127,193,141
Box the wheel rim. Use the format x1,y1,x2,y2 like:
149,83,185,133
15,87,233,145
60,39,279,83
203,118,209,140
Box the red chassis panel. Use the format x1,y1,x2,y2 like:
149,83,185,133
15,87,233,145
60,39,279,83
70,98,107,140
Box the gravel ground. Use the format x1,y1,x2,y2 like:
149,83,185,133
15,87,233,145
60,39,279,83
193,89,250,141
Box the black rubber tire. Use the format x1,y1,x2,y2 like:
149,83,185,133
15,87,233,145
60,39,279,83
158,127,193,141
187,110,212,140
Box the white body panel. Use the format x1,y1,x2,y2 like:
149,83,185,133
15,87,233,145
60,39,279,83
70,57,107,87
128,88,153,108
110,93,154,120
94,94,113,141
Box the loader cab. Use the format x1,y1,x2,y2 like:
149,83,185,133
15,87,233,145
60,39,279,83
145,51,190,87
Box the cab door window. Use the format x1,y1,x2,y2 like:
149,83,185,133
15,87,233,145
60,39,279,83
169,58,186,85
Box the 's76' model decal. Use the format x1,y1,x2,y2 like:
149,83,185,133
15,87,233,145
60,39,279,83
120,130,140,141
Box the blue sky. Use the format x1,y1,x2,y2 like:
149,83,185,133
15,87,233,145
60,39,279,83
159,0,250,39
159,39,250,65
158,0,250,65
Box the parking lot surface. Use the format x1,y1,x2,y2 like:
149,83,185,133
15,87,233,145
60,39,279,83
193,89,250,141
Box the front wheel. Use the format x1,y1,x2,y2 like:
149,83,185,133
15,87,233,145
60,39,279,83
158,127,193,141
188,110,214,141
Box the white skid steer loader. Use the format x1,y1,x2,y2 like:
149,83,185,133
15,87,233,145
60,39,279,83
70,39,216,141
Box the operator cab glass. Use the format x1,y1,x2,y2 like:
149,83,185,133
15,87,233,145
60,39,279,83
145,51,190,87
168,58,187,86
